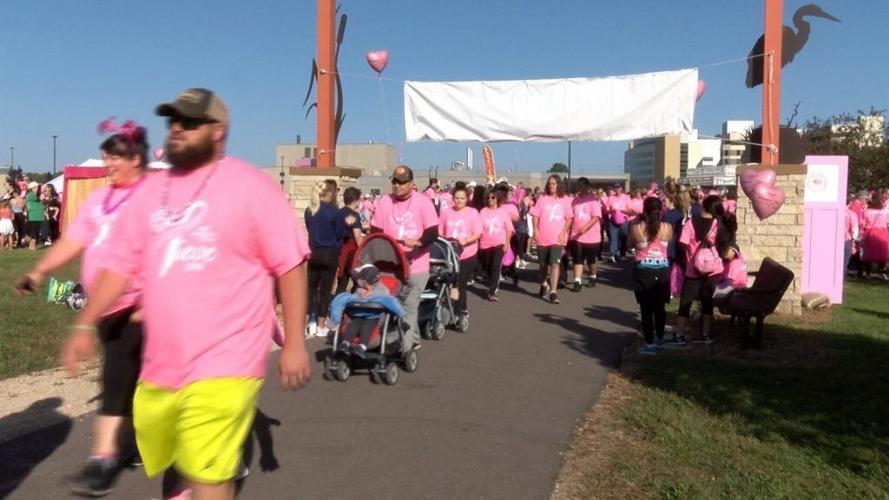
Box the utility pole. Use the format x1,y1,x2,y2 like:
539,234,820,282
10,147,14,171
567,141,572,181
761,0,783,166
279,155,285,190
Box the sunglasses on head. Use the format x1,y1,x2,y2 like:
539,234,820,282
167,116,217,131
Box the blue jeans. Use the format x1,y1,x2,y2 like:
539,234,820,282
608,220,628,257
844,240,853,273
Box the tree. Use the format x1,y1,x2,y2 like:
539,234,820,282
548,162,568,173
802,109,888,192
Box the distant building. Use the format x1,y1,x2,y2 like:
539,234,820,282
623,135,680,185
809,115,885,148
275,143,397,175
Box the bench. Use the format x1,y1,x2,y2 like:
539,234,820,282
718,257,795,348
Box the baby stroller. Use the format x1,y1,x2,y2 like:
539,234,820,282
323,233,418,385
418,237,468,340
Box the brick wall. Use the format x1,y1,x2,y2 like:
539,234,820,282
734,168,806,315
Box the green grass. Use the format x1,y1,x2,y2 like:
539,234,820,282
0,249,80,380
559,279,889,499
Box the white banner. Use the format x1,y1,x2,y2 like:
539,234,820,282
404,68,697,143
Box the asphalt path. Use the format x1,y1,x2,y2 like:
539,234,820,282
1,261,636,500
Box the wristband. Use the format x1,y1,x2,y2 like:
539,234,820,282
70,324,98,334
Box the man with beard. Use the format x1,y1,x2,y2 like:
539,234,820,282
61,88,311,500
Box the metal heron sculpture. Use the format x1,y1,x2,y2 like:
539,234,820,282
746,3,840,88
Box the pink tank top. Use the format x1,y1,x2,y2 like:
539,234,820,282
634,226,670,269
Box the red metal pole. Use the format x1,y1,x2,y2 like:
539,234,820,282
316,0,336,167
761,0,783,166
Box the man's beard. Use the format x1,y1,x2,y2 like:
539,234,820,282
166,137,216,171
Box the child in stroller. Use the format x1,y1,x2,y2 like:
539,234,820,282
323,233,419,385
327,264,405,356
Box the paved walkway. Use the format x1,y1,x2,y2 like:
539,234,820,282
1,262,637,500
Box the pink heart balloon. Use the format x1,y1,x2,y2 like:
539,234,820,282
153,148,164,161
750,183,785,220
695,79,706,102
739,168,776,197
366,50,388,75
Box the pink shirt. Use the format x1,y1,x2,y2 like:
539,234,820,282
628,197,644,216
723,199,737,215
530,195,573,247
571,196,603,244
478,206,512,250
845,208,859,241
608,194,631,224
678,217,723,278
501,202,520,223
438,206,481,260
105,157,310,389
438,192,453,212
371,192,439,275
65,184,143,316
863,208,889,232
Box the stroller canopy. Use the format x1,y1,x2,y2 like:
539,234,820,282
351,233,411,284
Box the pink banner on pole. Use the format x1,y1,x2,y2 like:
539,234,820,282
802,155,849,304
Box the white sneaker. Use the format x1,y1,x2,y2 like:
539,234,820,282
315,326,329,338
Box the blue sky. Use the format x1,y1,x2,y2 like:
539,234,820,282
1,0,885,176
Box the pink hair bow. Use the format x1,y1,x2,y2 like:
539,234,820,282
97,117,143,143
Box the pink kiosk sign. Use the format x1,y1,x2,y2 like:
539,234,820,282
801,155,849,304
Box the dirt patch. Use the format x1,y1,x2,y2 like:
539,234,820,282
551,373,646,500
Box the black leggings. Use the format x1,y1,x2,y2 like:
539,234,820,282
477,246,504,295
632,266,669,343
308,247,339,318
457,256,477,314
678,277,717,317
99,307,143,417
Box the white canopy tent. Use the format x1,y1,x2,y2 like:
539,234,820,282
48,158,169,193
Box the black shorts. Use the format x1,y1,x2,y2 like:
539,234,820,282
537,245,563,266
568,241,600,266
99,307,143,417
26,221,41,239
678,277,718,317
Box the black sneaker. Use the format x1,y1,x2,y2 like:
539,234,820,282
691,335,714,345
549,292,560,304
538,285,548,297
66,458,122,497
571,281,582,292
587,277,597,288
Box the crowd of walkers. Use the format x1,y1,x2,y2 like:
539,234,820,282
846,189,889,279
1,175,61,250
6,87,888,500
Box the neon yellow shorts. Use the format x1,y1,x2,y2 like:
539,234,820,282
133,377,263,483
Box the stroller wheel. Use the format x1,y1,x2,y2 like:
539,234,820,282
323,356,335,381
421,321,432,340
456,314,470,333
334,359,351,382
430,321,445,341
382,362,399,385
402,350,419,373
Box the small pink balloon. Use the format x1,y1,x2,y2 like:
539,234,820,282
695,80,706,102
366,50,389,75
153,148,164,161
502,247,515,267
750,183,786,220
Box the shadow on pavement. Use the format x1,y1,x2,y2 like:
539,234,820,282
534,312,633,368
0,397,73,498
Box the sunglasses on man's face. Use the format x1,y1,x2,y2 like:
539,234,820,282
167,116,216,131
391,179,411,186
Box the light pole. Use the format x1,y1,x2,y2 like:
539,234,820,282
52,135,58,175
9,147,13,171
567,141,572,181
279,155,285,191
